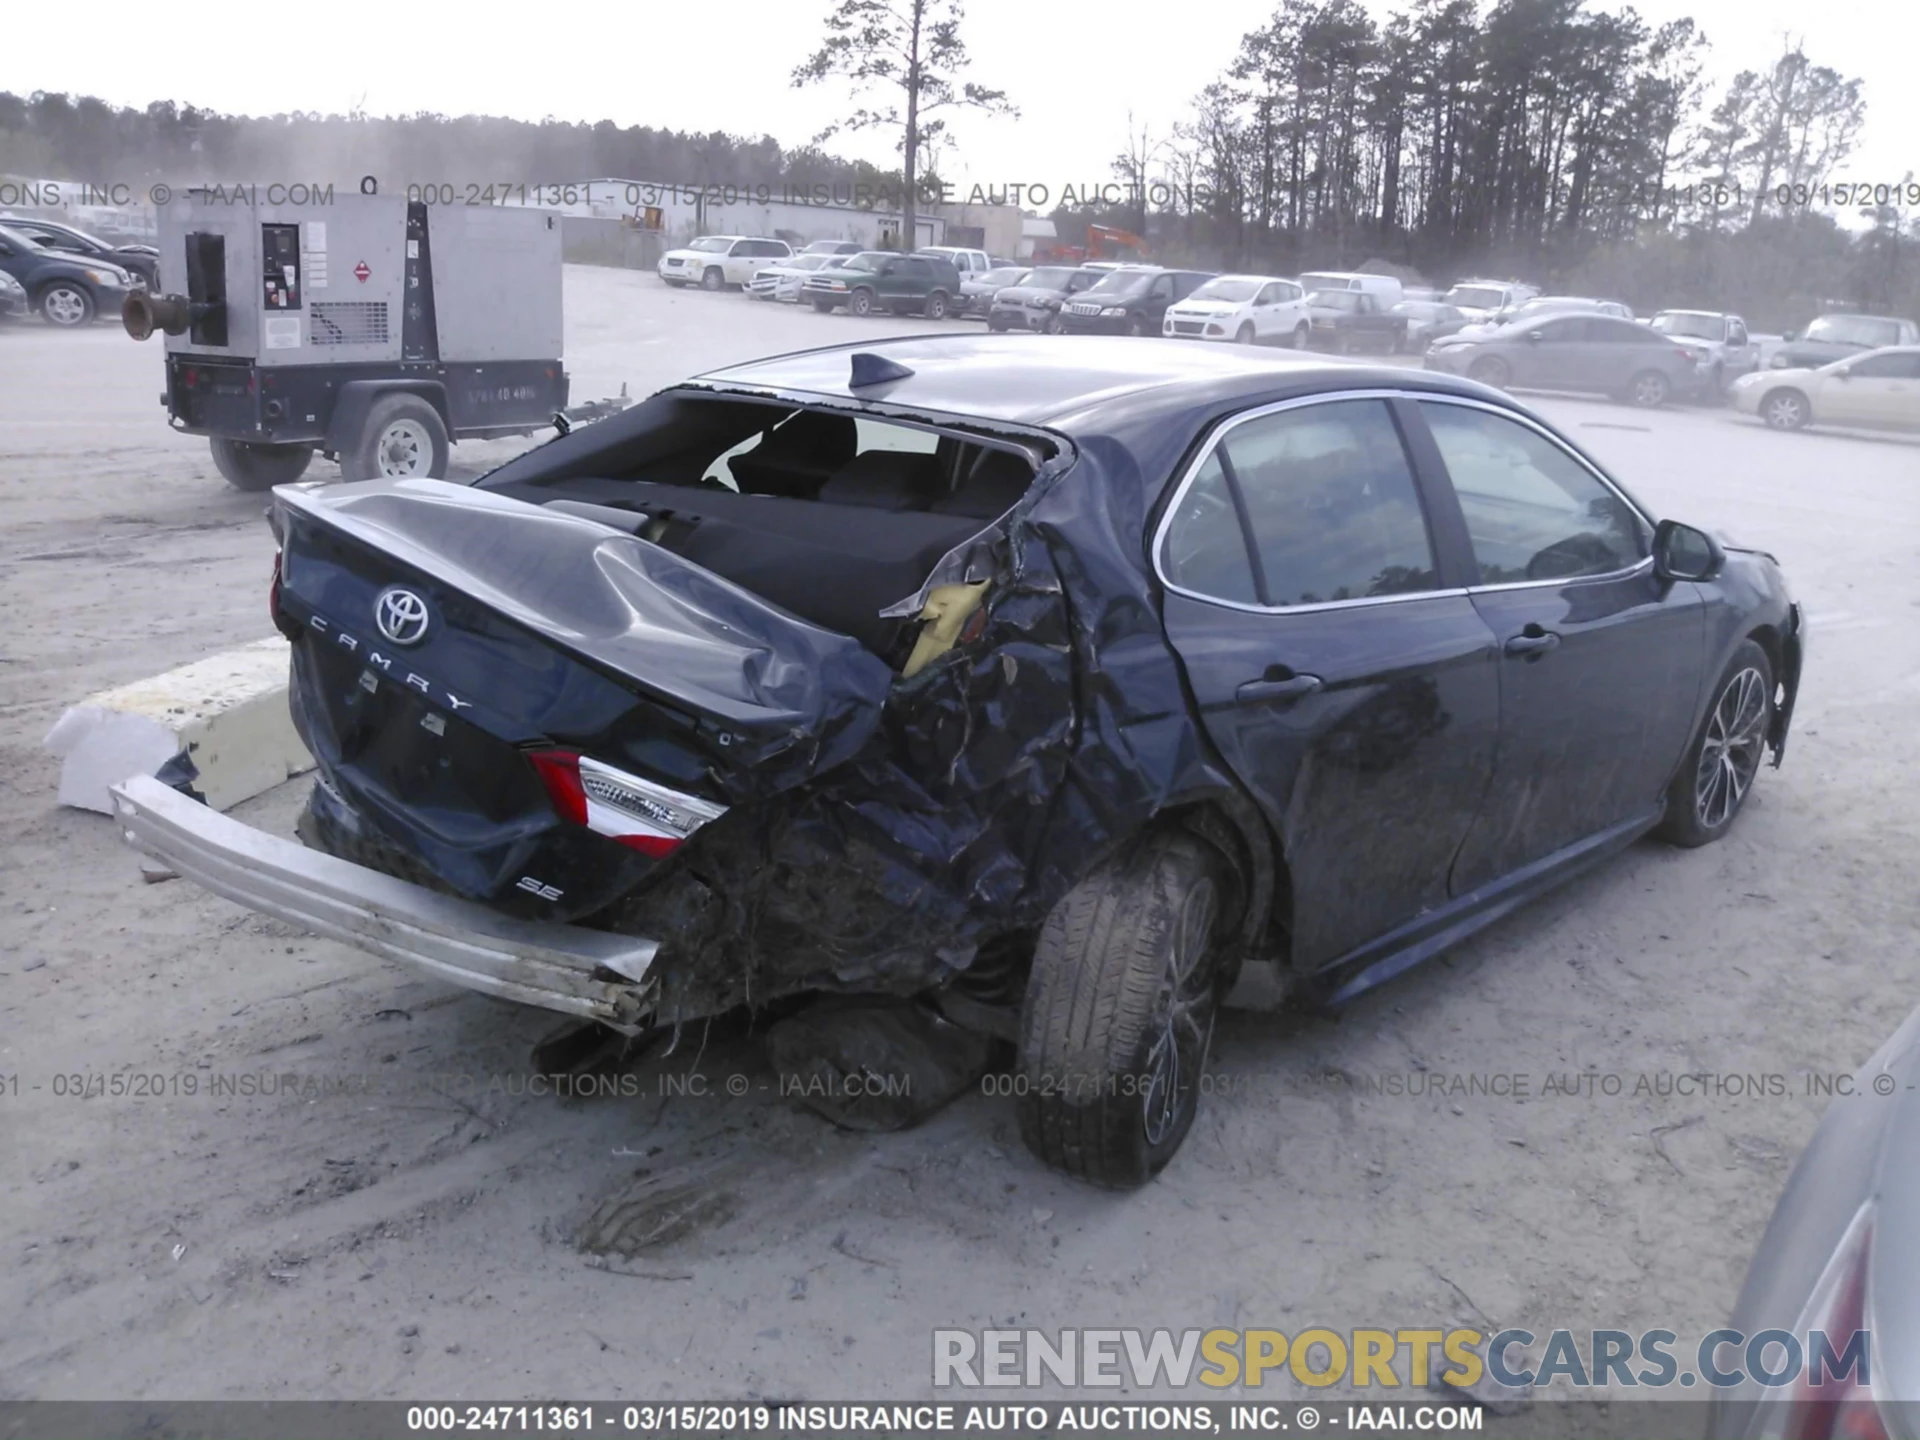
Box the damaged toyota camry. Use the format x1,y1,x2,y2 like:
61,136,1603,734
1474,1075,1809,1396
114,335,1805,1187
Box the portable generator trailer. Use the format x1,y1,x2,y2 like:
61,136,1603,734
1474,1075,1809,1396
124,192,574,491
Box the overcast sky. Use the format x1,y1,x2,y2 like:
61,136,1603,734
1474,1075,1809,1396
2,0,1912,207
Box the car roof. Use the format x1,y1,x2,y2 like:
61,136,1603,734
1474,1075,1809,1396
688,333,1489,432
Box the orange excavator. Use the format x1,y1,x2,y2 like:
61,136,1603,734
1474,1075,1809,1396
1035,223,1147,265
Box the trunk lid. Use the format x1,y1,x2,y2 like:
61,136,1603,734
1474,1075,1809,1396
271,478,895,918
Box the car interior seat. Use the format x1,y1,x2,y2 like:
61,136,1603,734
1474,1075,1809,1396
727,410,860,498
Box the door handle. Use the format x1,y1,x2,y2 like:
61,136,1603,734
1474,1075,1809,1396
1504,626,1560,656
1237,674,1323,703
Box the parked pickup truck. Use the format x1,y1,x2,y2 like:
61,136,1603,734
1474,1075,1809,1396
1648,310,1760,397
804,251,963,318
1305,289,1407,352
1769,313,1920,370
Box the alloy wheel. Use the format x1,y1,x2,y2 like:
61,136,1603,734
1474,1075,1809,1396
43,286,89,325
1140,877,1218,1148
1694,666,1769,830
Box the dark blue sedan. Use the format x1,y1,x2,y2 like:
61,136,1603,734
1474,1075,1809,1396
112,336,1805,1188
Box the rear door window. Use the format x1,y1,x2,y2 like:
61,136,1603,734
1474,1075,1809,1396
1162,399,1440,608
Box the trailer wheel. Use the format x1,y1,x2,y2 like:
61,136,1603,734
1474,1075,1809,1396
342,395,449,481
209,438,314,491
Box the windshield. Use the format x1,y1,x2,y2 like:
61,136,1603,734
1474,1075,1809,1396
687,237,734,253
1803,315,1902,348
1299,274,1356,293
1651,313,1723,339
1311,291,1362,311
1445,285,1507,309
1085,271,1154,297
979,268,1026,285
837,253,887,272
790,255,832,270
1021,268,1075,289
0,224,40,250
1191,278,1262,303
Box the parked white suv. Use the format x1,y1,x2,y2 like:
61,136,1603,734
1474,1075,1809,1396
1163,274,1312,347
659,237,793,290
916,246,994,277
1441,278,1539,324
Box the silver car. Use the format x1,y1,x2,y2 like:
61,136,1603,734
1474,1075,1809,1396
958,265,1029,319
1709,1001,1920,1437
1424,312,1699,407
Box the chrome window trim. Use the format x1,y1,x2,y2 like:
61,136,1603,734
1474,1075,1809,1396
1150,388,1659,615
1151,389,1454,617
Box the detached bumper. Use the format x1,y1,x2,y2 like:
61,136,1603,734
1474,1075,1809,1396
108,775,661,1031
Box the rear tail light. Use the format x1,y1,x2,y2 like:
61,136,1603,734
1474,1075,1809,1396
526,749,726,857
1765,1204,1883,1440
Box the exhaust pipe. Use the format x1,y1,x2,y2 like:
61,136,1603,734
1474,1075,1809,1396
123,291,220,341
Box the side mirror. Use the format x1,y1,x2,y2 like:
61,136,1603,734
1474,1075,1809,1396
1652,519,1725,583
1525,329,1544,342
1834,366,1851,381
1781,329,1797,342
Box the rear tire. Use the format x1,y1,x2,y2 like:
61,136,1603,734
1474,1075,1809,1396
340,395,450,482
1656,640,1774,848
1015,833,1230,1188
38,282,95,327
924,290,949,320
209,438,313,491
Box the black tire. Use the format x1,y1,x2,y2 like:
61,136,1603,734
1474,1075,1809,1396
1235,323,1256,345
700,267,725,292
1015,833,1230,1188
1628,369,1672,408
38,281,95,327
1126,314,1146,337
340,395,450,482
1468,355,1510,388
1292,322,1310,350
1044,311,1063,335
924,290,949,320
1707,364,1726,404
208,438,314,492
661,278,687,288
987,315,1007,332
1656,640,1774,848
812,298,836,314
1761,387,1811,430
849,288,876,317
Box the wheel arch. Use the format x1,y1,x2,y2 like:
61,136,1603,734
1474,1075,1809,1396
322,380,450,457
1150,788,1284,987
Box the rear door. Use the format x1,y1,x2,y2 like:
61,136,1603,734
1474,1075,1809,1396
1825,350,1920,428
1155,394,1501,972
1409,398,1704,891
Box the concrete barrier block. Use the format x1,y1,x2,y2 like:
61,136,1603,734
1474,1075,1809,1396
45,638,312,814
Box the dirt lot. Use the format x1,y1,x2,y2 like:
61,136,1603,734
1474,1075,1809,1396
2,265,1917,1402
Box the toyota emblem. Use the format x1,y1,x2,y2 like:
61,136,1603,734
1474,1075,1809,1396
373,587,431,645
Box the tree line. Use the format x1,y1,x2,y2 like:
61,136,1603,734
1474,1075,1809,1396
1077,0,1915,328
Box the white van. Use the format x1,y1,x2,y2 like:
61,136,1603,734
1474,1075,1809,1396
1296,271,1404,306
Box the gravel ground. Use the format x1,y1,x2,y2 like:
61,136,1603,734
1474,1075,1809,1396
2,265,1917,1403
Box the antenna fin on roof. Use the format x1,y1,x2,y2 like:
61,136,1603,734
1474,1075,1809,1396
849,352,916,388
